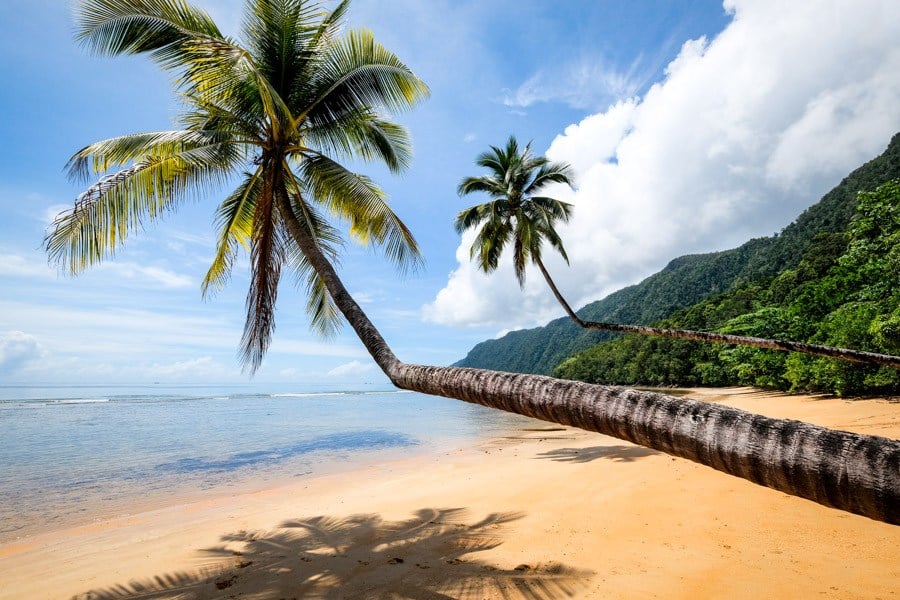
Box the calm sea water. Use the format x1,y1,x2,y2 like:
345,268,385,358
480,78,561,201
0,384,536,542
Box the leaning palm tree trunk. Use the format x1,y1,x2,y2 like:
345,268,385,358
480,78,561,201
532,256,900,369
285,218,900,526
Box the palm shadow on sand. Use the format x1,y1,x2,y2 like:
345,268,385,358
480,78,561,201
536,445,660,464
73,508,591,599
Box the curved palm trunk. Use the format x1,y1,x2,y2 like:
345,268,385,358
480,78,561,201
280,203,900,525
532,256,900,369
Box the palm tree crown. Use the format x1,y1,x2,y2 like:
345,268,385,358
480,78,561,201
45,0,429,372
456,136,574,287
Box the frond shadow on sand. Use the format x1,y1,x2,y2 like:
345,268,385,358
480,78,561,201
73,507,591,600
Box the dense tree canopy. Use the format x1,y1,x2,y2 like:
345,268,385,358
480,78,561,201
556,180,900,395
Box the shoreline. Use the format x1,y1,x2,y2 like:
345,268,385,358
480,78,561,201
2,387,899,599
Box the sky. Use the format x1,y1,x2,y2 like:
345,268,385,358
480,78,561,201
0,0,898,388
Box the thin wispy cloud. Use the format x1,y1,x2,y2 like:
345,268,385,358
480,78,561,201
147,356,227,379
0,253,55,279
98,262,194,289
502,56,648,110
270,339,370,359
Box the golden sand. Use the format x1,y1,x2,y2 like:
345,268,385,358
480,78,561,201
2,387,898,599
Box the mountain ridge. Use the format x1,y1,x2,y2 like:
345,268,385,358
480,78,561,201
454,133,900,375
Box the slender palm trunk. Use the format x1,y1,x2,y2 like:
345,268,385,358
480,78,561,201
275,187,400,374
280,205,900,525
534,255,586,326
533,256,900,369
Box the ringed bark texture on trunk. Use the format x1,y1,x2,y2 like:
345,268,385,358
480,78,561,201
389,364,900,525
286,217,900,526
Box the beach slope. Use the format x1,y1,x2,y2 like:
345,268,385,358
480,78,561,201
2,387,898,599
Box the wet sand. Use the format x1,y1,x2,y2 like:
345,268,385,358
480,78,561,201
2,387,898,599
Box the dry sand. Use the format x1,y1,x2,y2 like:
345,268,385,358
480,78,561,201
2,387,898,599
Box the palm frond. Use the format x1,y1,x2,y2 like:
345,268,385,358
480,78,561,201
454,203,490,235
457,176,503,198
281,169,346,337
240,173,285,373
65,129,240,183
243,0,321,99
537,218,570,264
304,267,343,338
298,28,429,126
303,109,413,173
308,0,351,50
471,216,511,273
457,136,574,283
303,153,422,274
177,35,296,134
202,168,263,297
525,162,574,195
47,149,227,274
75,0,221,59
530,196,573,222
512,235,528,286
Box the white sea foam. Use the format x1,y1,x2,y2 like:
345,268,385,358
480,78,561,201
271,392,346,398
51,398,110,405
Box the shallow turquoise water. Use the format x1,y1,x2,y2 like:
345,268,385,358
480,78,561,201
0,384,534,541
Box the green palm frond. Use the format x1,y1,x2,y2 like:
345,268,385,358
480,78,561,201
243,0,320,96
530,196,573,222
302,153,422,273
65,130,241,182
202,168,263,297
281,168,346,338
457,175,504,199
303,109,412,173
57,0,428,374
298,28,429,126
526,162,574,195
47,148,229,275
75,0,221,58
454,203,490,235
537,219,570,264
240,176,286,372
456,135,574,286
308,0,351,50
471,215,511,273
179,36,296,133
304,269,342,338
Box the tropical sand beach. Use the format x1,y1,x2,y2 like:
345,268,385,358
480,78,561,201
2,387,899,599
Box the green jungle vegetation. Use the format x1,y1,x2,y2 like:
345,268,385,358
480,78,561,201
456,133,900,395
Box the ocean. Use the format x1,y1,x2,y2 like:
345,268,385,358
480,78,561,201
0,384,536,543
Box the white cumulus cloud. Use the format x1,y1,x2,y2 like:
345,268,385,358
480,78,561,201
425,0,900,330
326,360,376,378
0,331,44,373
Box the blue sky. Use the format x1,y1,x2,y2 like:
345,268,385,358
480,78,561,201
1,0,897,387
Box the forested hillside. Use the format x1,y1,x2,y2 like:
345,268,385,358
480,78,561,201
555,179,900,395
455,133,900,377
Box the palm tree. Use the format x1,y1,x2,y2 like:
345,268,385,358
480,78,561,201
456,136,575,301
46,0,898,525
47,0,429,373
456,138,900,369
